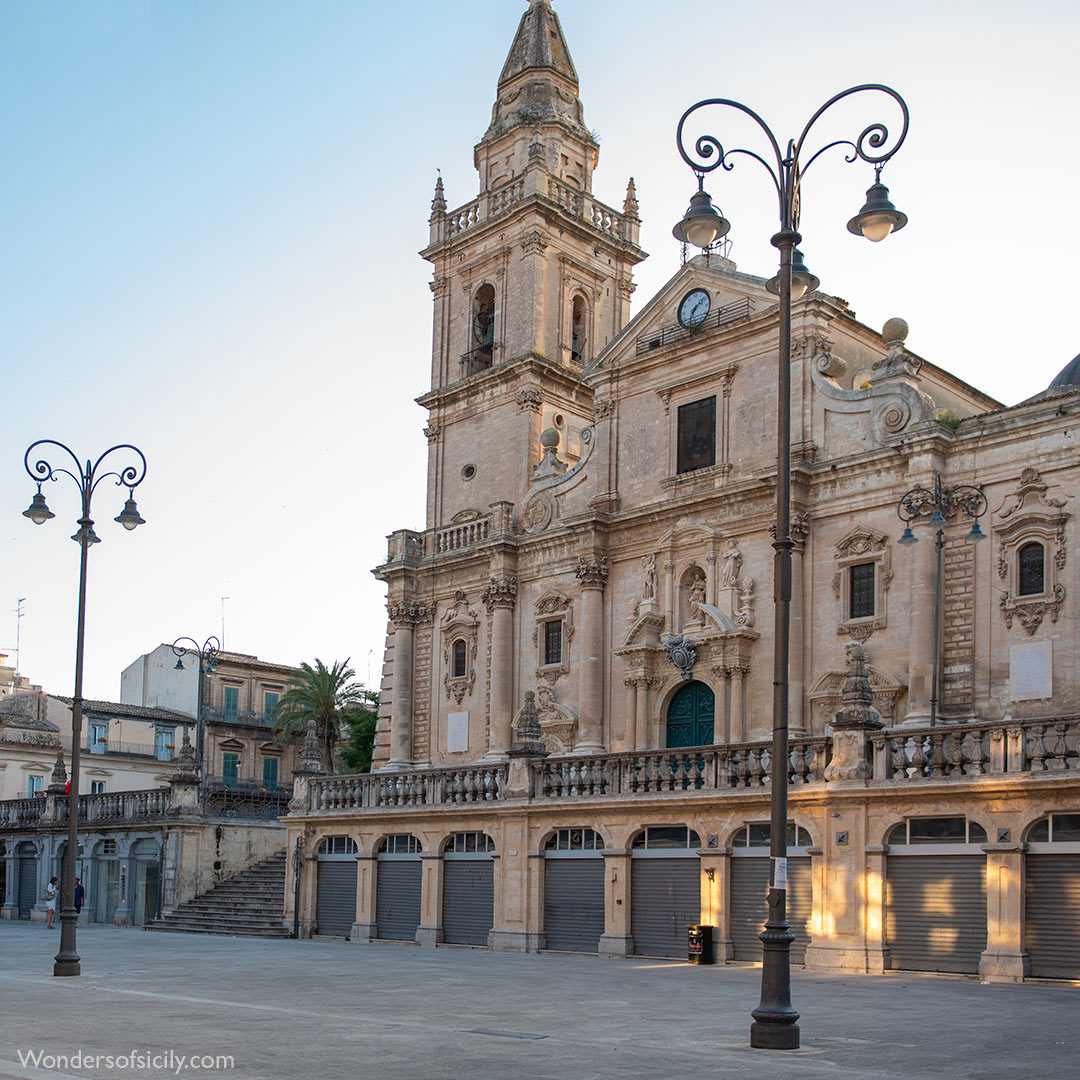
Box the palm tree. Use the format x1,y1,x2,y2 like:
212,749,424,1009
272,658,366,772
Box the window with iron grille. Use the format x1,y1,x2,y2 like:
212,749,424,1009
677,396,716,474
543,620,563,666
378,834,421,854
1018,542,1045,596
849,562,876,619
452,639,467,678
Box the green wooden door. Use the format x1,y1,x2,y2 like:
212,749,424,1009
666,681,714,747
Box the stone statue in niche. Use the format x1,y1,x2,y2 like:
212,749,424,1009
684,570,707,629
721,538,742,587
641,553,658,601
737,576,755,628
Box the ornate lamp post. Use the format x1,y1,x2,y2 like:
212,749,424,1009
21,440,147,976
897,473,987,726
673,86,909,1050
170,636,220,778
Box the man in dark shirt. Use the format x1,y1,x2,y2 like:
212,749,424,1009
73,878,85,920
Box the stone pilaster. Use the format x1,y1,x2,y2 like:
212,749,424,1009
599,849,632,957
482,576,517,760
980,843,1029,982
575,556,609,752
416,852,444,947
385,600,434,767
350,853,378,943
699,848,732,963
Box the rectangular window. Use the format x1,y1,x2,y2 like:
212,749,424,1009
677,396,716,474
264,692,279,720
262,757,279,787
222,752,240,787
28,775,44,796
849,562,876,619
223,687,240,722
155,729,173,761
90,781,105,795
543,620,563,666
89,723,108,754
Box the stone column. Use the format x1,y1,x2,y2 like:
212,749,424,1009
482,576,517,760
1,848,18,919
351,853,378,943
299,850,318,939
623,679,638,751
575,557,608,752
634,678,651,750
599,849,632,957
905,521,938,723
416,852,444,947
386,601,431,767
980,843,1029,982
713,667,731,744
113,845,134,926
699,848,732,963
730,665,747,742
864,845,890,974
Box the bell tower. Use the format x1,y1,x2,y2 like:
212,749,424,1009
419,0,647,532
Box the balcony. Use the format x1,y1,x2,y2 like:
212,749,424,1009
293,713,1080,818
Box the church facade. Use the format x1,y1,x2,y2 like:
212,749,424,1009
285,1,1080,980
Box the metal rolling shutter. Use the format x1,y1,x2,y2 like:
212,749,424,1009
442,860,493,946
315,861,357,937
543,859,605,953
886,855,986,973
375,861,422,942
630,859,700,958
730,858,812,963
1025,853,1080,979
18,857,37,919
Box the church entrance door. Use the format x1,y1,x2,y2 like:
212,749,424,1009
665,681,714,748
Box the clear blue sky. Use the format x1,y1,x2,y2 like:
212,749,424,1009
3,0,1077,701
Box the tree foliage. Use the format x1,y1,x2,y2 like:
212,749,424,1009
272,658,366,772
339,687,379,773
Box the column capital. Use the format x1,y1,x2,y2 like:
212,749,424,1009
575,555,609,590
482,575,518,612
388,600,434,629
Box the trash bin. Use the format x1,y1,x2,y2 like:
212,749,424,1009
687,923,714,964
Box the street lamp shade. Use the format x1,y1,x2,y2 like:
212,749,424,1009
967,520,987,542
22,490,55,525
672,185,731,249
71,524,101,546
928,507,947,528
114,496,146,531
174,656,185,670
766,248,820,301
898,524,918,546
847,178,908,242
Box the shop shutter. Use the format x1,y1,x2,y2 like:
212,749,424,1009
18,856,37,919
886,855,986,973
630,858,700,958
315,861,357,937
543,858,605,953
442,860,493,946
1025,853,1080,980
730,857,812,963
375,861,422,943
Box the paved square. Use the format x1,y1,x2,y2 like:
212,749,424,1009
0,922,1075,1080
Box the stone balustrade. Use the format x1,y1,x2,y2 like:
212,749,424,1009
310,764,506,812
434,515,490,554
488,178,525,216
446,199,481,237
870,714,1080,781
0,797,45,828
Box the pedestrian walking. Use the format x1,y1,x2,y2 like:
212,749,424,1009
74,877,85,920
44,877,58,928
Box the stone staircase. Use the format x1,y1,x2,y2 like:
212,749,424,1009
145,849,290,938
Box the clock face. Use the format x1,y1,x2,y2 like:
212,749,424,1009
678,288,711,329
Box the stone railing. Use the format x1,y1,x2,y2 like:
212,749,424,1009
310,763,507,812
434,515,491,554
0,797,45,828
488,178,525,216
870,715,1080,780
78,789,171,823
533,738,831,800
446,198,482,237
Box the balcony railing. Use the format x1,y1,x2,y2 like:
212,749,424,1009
636,297,754,355
0,797,46,828
311,763,506,811
202,708,277,729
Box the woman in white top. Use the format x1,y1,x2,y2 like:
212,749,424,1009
45,877,58,928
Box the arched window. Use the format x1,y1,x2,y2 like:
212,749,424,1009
571,294,587,365
377,834,421,854
443,832,495,853
886,817,986,845
467,284,495,374
1018,541,1045,596
631,826,701,849
731,823,812,849
318,836,357,855
545,828,604,851
452,639,467,679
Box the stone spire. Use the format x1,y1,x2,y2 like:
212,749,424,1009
623,177,640,221
47,751,68,794
498,1,578,90
429,173,446,222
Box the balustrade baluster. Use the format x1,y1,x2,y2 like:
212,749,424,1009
1029,725,1047,772
1049,721,1069,771
947,732,965,776
927,733,945,778
890,738,907,780
790,743,805,785
909,737,927,778
750,748,765,787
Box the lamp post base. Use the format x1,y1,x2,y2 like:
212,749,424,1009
750,1018,801,1050
53,908,81,976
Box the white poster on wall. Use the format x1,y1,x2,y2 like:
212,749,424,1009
447,711,469,753
1010,639,1053,701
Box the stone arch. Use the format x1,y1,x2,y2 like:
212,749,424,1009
665,679,715,748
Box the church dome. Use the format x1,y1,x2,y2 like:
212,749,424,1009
1047,352,1080,390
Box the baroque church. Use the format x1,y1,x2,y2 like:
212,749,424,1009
286,0,1080,980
